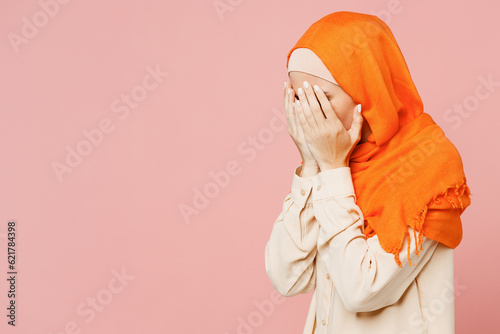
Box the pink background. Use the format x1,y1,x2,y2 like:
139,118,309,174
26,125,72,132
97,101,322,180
0,1,498,333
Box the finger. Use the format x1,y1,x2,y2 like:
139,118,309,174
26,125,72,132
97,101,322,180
313,84,343,128
284,83,293,118
284,83,289,110
348,104,364,142
294,100,312,140
285,88,297,135
302,81,326,122
293,100,305,138
297,87,319,130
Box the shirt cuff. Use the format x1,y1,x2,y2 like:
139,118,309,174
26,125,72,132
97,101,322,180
311,167,355,201
290,164,313,208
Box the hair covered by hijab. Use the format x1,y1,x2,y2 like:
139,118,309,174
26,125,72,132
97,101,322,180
287,47,340,85
285,11,472,267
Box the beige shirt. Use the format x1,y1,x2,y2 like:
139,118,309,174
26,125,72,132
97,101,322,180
265,164,461,333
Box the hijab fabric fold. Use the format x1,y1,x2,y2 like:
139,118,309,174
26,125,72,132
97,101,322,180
286,11,472,267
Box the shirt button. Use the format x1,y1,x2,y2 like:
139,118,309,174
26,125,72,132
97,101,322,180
317,185,321,191
300,189,306,196
322,319,326,326
326,273,330,280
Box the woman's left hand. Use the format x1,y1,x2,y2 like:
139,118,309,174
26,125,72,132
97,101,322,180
293,81,363,171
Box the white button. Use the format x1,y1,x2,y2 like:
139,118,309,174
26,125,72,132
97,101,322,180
326,273,330,280
322,319,326,326
300,189,306,196
316,185,321,191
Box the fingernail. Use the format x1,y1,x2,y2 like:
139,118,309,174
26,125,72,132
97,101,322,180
284,81,287,89
357,104,362,113
303,81,310,88
298,87,304,95
313,85,320,92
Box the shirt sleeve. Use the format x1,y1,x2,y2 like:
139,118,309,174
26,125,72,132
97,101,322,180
311,166,442,313
265,164,320,297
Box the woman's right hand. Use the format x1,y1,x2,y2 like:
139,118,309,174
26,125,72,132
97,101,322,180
284,81,317,165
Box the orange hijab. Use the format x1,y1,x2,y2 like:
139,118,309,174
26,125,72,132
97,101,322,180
286,11,472,267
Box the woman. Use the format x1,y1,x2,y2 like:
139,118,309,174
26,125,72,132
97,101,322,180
264,11,472,334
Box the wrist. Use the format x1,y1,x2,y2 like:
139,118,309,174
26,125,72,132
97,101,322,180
299,162,320,178
318,160,348,171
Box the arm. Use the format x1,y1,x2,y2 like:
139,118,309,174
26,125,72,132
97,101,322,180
311,167,444,313
265,163,321,297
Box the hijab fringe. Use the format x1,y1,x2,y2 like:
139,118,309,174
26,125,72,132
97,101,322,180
390,176,471,268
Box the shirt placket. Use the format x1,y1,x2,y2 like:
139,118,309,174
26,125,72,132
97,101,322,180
316,253,333,332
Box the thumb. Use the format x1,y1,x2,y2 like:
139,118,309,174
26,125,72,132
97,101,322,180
348,104,363,140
